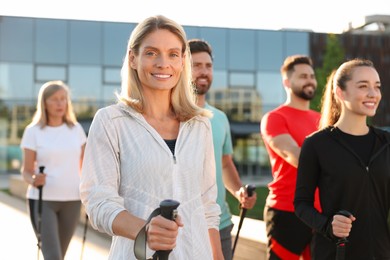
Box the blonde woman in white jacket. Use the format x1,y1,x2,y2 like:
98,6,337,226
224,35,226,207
80,15,223,260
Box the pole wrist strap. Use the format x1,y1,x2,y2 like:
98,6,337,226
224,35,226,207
134,208,161,260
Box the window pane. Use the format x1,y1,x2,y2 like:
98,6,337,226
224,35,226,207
103,67,121,84
103,85,121,102
69,66,102,100
229,72,255,88
69,21,101,64
257,30,284,70
184,26,200,40
257,72,285,115
285,31,310,56
212,70,228,90
228,29,255,70
0,17,34,62
36,65,67,82
35,19,67,64
0,63,34,99
199,28,228,70
103,22,133,66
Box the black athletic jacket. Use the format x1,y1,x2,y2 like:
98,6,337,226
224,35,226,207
294,126,390,260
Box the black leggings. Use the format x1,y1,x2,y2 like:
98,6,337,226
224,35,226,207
264,206,313,260
28,199,81,260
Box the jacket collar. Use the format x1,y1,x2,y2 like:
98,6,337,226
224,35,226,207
325,125,390,165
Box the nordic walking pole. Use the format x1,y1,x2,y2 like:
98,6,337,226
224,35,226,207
156,199,180,260
80,213,88,260
37,166,45,260
335,210,353,260
232,184,256,256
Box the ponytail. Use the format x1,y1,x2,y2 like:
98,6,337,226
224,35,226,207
319,70,339,129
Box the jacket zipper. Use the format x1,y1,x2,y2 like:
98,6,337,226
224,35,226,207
122,105,197,165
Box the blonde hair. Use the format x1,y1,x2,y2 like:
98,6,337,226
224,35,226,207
319,58,375,129
117,15,210,121
30,80,77,128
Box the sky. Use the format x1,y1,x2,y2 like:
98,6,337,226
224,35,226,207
1,0,390,33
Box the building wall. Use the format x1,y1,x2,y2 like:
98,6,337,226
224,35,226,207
0,15,311,176
0,16,311,108
3,16,390,176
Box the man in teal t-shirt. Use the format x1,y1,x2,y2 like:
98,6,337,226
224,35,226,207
189,39,257,260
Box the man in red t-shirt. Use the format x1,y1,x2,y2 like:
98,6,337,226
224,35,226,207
261,55,320,260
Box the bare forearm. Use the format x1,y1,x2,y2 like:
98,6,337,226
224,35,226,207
221,155,242,198
282,146,300,168
21,148,37,185
222,168,242,199
221,155,257,209
21,169,35,185
79,144,86,171
208,228,224,260
112,210,146,240
269,134,301,168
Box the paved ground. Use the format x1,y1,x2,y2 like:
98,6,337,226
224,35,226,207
0,190,110,259
0,173,269,259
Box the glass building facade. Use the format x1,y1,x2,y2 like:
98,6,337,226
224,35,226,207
0,16,311,178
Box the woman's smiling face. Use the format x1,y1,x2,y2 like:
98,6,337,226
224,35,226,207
130,29,184,93
338,66,381,117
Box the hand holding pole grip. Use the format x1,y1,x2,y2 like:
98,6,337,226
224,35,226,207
239,184,256,218
38,166,45,189
240,184,256,210
335,210,352,260
335,210,352,244
157,199,180,260
246,184,256,197
232,184,256,256
38,166,45,203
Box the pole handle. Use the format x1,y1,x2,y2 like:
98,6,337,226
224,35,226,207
39,166,45,173
160,199,180,220
336,210,352,218
245,184,256,197
156,199,180,260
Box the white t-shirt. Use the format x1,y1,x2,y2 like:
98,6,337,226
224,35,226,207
21,123,87,201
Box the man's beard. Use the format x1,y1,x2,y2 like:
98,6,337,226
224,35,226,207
292,84,316,100
195,85,210,95
193,77,211,95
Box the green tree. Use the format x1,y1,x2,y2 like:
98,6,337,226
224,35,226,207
311,34,345,111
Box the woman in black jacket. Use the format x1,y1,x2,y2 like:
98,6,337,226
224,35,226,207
294,58,390,260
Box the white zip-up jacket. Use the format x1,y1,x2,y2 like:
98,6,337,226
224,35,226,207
80,103,220,259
